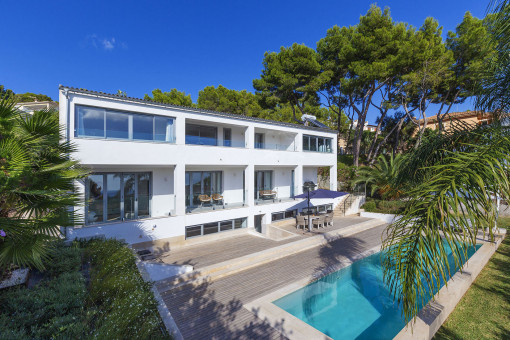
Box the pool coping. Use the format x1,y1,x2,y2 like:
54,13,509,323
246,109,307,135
244,245,382,340
244,230,506,340
395,229,506,340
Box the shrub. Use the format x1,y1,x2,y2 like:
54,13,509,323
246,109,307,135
85,239,170,339
44,242,82,277
0,271,87,339
362,201,377,212
362,199,407,214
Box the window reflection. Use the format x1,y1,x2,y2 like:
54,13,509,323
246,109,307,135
76,106,104,137
75,105,175,143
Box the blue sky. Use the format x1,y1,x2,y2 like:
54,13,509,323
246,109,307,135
1,0,488,123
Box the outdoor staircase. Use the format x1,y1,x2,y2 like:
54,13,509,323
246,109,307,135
334,194,360,217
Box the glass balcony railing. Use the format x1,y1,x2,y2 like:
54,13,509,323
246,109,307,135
185,135,245,148
254,187,297,205
254,142,296,151
186,190,248,214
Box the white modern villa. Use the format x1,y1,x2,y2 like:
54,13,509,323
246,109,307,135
59,86,339,248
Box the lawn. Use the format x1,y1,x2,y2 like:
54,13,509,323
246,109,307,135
433,217,510,340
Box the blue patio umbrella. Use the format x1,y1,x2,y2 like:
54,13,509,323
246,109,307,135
293,189,348,199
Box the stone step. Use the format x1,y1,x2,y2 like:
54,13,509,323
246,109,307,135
156,218,386,293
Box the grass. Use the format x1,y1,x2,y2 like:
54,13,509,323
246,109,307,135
433,216,510,340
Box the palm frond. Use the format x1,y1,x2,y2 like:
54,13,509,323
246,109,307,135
382,123,510,322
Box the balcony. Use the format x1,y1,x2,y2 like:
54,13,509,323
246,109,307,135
254,128,296,151
185,121,246,148
186,190,248,214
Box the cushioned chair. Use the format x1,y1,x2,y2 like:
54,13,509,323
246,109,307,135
296,215,307,230
212,193,224,205
198,194,212,207
325,214,333,227
312,215,326,229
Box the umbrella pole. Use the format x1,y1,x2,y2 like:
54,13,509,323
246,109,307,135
307,190,312,232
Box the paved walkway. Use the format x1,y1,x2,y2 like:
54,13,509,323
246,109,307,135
159,223,387,340
157,216,371,269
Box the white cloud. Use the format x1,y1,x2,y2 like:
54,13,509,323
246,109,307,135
102,38,116,50
81,35,127,51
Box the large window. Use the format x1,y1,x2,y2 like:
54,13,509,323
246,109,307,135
271,209,298,222
185,171,222,209
85,172,151,225
185,218,247,238
185,124,218,146
303,135,332,153
75,105,175,143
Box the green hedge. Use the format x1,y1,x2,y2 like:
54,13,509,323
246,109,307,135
362,198,407,214
0,246,87,339
85,239,169,339
0,240,170,340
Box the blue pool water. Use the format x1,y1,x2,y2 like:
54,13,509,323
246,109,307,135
273,243,481,340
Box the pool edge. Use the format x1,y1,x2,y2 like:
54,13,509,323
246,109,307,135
395,229,507,340
243,245,382,340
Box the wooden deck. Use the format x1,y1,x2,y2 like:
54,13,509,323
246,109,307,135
157,216,371,269
159,223,387,340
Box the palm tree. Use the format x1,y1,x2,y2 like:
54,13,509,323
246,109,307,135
0,97,88,271
476,1,510,112
353,153,404,200
381,121,510,322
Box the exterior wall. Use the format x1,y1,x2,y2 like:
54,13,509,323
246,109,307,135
60,88,338,245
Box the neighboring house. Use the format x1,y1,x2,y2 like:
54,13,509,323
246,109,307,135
352,120,377,132
337,120,377,154
417,110,493,130
15,101,59,114
59,86,338,247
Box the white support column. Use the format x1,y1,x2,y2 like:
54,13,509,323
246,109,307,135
296,131,303,152
295,165,303,195
245,164,254,207
174,164,186,216
175,116,186,145
330,163,338,191
246,126,254,149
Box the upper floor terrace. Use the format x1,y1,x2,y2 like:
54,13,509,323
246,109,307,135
60,86,337,160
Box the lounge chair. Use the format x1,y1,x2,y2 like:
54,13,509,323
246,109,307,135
296,215,306,230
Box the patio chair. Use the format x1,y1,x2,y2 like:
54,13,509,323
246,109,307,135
325,214,333,227
260,190,277,200
296,215,306,230
312,215,326,229
212,193,224,205
198,194,212,207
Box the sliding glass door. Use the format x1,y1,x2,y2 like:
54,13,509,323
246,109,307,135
254,170,272,198
86,172,151,225
185,171,223,208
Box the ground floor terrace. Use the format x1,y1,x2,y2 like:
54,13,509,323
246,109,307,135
67,163,340,246
154,219,387,339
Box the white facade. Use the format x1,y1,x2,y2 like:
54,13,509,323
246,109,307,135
59,86,338,246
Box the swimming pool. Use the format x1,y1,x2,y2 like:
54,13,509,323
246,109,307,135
273,243,481,340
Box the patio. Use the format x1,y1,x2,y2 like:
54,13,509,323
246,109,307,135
158,223,388,339
154,216,373,269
